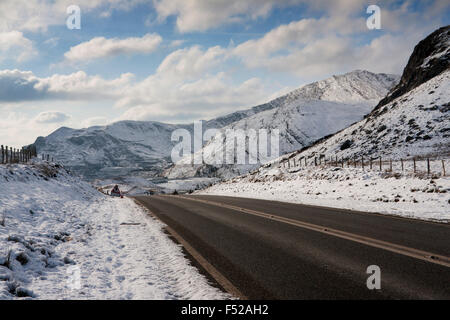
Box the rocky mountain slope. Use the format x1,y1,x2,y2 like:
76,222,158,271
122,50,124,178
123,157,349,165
375,25,449,109
165,70,399,179
33,121,189,180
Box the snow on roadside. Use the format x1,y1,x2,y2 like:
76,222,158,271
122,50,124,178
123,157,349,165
0,161,230,299
199,165,450,222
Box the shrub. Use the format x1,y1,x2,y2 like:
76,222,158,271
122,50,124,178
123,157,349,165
340,140,353,150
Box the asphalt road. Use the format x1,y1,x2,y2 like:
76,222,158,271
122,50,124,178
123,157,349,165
134,195,450,299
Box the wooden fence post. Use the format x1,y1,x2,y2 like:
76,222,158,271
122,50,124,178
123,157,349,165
401,159,404,171
442,160,446,176
0,145,39,164
427,158,430,175
390,159,393,172
413,158,416,173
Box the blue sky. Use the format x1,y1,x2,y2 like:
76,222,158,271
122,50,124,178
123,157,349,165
0,0,449,146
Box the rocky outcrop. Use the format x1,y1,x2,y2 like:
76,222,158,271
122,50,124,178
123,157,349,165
374,25,449,111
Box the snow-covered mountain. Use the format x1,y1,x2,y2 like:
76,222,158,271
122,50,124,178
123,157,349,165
240,25,450,172
198,26,450,222
165,70,399,179
33,70,398,181
33,121,190,180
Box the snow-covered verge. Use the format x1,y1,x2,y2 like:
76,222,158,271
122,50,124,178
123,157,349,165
199,165,450,222
0,161,229,299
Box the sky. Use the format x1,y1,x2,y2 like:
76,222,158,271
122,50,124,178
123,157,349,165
0,0,449,146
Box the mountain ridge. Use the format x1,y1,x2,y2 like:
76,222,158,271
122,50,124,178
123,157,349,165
33,70,399,180
165,70,399,179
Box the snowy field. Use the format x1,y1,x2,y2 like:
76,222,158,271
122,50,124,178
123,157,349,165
199,165,450,222
0,161,229,299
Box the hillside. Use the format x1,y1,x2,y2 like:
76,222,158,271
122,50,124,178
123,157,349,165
286,27,450,161
199,26,450,221
375,25,449,109
165,70,399,179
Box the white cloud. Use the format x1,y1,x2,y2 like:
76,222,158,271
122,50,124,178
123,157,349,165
34,111,71,123
111,45,272,122
114,70,269,123
153,0,291,32
0,70,45,101
0,0,148,32
44,37,59,47
156,45,226,79
151,0,390,33
0,69,134,102
232,16,363,59
0,46,272,124
169,39,186,47
229,1,449,79
0,31,35,62
81,116,110,128
0,111,64,147
64,33,162,63
40,71,134,99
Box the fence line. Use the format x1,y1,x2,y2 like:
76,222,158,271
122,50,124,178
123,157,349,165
278,155,448,177
40,153,55,163
0,145,37,164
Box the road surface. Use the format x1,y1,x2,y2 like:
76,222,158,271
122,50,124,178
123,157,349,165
134,195,450,299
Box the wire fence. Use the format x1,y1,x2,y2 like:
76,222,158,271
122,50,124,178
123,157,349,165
278,155,448,177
